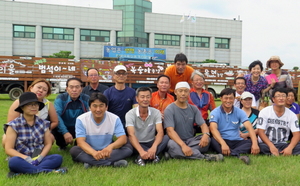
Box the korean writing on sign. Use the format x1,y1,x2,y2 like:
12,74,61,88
204,69,224,78
0,59,26,75
39,65,76,74
130,65,164,74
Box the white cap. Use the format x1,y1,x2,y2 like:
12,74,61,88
113,65,127,72
240,91,253,100
175,81,190,90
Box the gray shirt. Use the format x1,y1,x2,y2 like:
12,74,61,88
126,107,162,143
164,103,205,141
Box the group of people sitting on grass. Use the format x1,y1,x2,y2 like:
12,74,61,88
3,53,300,178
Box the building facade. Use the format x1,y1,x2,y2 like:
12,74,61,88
0,0,242,65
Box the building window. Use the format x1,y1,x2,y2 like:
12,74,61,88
186,36,209,48
155,34,180,46
80,29,110,42
42,27,74,40
13,25,35,38
215,38,230,49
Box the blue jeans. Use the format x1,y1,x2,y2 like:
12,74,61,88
9,154,62,174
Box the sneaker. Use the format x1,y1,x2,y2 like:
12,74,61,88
84,163,90,169
152,156,160,163
239,156,250,165
7,172,21,178
135,157,145,166
164,151,170,161
113,160,128,167
204,154,224,161
54,167,68,174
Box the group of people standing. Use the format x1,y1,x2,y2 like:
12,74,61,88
3,53,300,178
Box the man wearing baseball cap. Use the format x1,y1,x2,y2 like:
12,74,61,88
164,81,223,161
104,65,138,132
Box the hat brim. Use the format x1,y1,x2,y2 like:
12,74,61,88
266,59,284,68
15,101,45,113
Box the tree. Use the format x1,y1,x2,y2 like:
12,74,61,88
202,59,218,63
49,51,75,59
293,66,299,71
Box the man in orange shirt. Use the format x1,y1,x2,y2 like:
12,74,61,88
164,53,194,97
150,75,174,121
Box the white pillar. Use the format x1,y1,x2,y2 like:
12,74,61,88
74,27,80,60
149,32,154,48
35,25,42,57
180,34,186,54
209,37,215,60
110,30,116,45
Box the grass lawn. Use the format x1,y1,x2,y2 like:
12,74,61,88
0,94,299,185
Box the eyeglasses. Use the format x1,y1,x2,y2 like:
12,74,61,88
115,72,128,76
68,85,81,89
25,102,39,107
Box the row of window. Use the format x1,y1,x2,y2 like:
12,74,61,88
154,34,229,49
13,25,110,42
13,25,230,49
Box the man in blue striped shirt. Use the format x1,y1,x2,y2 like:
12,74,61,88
70,93,132,168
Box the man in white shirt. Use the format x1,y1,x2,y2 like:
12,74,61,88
257,88,300,156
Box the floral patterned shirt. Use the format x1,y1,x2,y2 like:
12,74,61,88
244,74,268,101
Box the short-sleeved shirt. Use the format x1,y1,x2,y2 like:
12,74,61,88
257,106,299,144
7,115,50,157
150,91,174,113
75,111,125,151
234,91,256,108
164,65,194,93
244,74,268,101
209,106,248,141
164,103,205,141
288,102,300,115
82,84,109,97
240,108,259,133
265,70,293,97
103,86,137,127
125,107,162,143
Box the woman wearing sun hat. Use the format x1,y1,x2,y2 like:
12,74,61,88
264,56,293,97
4,92,66,177
3,79,58,148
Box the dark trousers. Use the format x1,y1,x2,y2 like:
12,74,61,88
133,135,169,156
259,142,300,155
52,126,76,148
9,155,62,174
210,138,252,157
70,141,133,166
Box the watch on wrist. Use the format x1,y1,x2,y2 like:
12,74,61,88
204,132,211,136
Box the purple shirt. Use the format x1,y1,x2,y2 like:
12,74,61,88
289,102,300,115
244,74,268,101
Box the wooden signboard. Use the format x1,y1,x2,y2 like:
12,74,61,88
0,56,81,82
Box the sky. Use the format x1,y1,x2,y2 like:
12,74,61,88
14,0,300,69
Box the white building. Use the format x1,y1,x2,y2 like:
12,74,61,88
0,0,242,65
